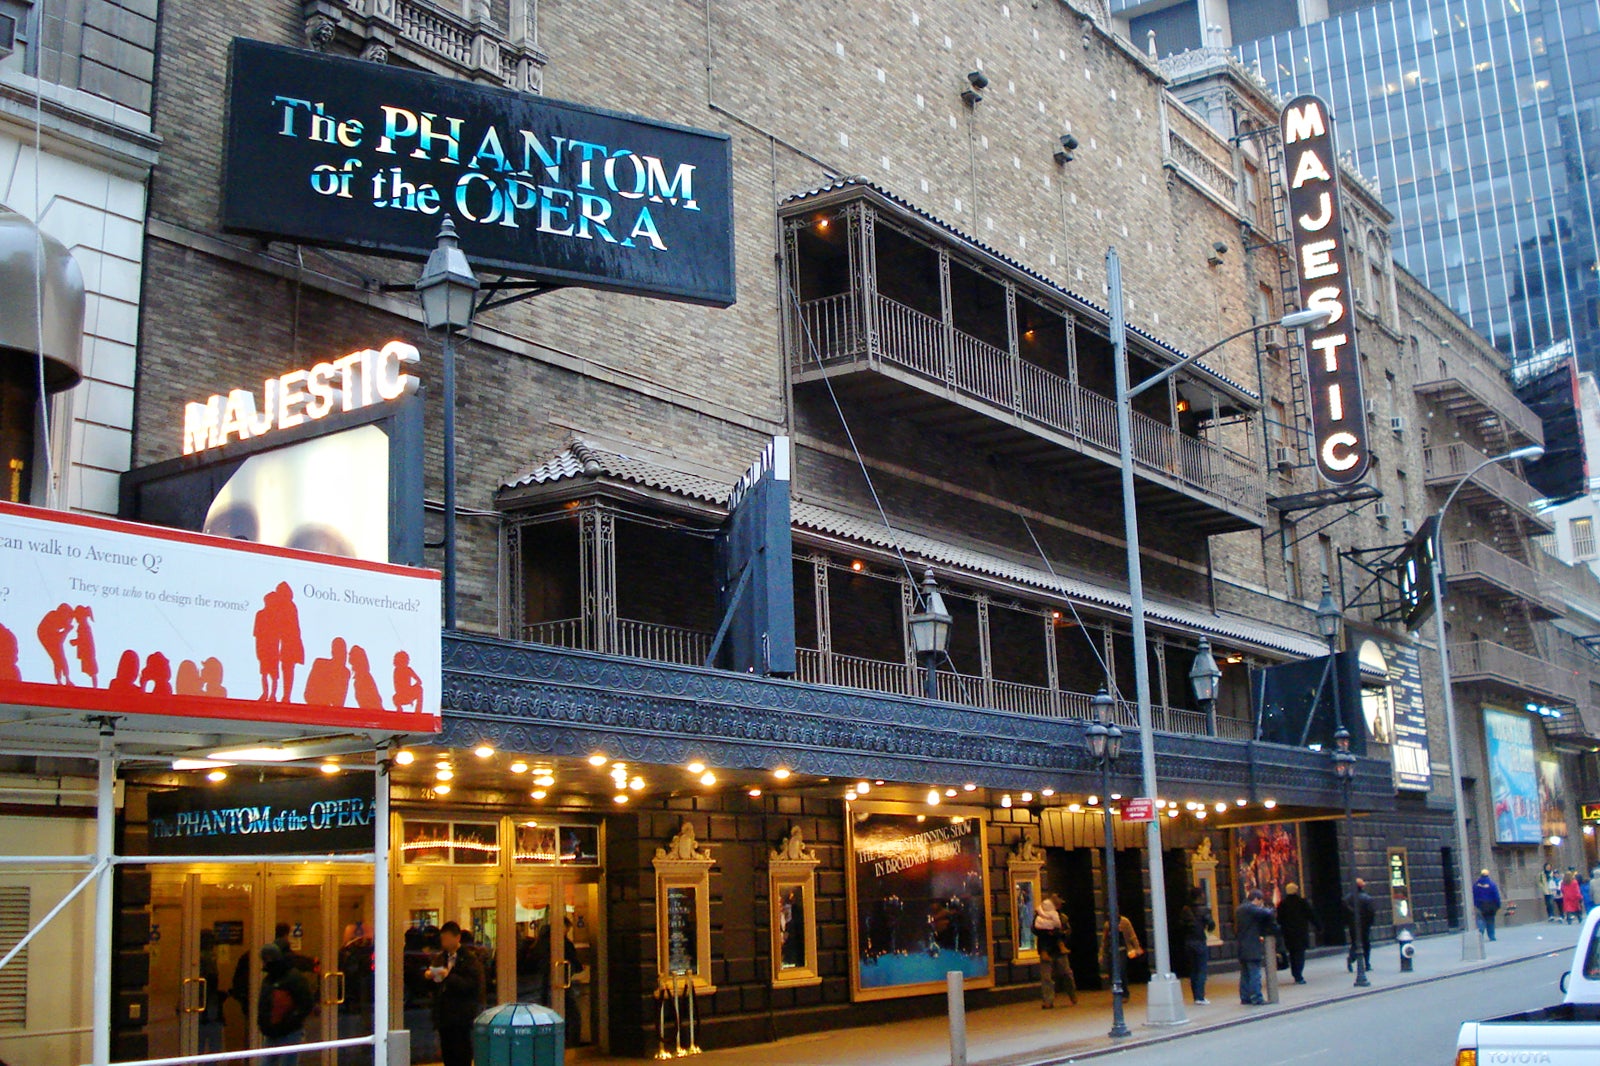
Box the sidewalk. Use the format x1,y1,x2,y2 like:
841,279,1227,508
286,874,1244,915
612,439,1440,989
590,922,1581,1065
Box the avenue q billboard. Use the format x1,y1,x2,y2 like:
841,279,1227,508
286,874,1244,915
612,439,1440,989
1280,94,1370,486
0,502,441,734
222,38,736,307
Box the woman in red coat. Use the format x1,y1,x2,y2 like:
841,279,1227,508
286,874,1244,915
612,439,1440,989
1562,871,1584,923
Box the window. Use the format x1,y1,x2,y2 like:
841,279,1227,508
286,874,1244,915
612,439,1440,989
400,820,502,865
0,0,30,71
1572,516,1596,559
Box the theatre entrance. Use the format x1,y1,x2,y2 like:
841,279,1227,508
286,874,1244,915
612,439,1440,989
144,864,375,1065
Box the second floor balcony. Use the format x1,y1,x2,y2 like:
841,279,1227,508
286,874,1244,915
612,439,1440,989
781,182,1266,534
1449,640,1578,706
1415,356,1544,449
1444,540,1563,619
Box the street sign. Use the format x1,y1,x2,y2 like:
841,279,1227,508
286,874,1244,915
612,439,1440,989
1120,798,1156,822
1581,802,1600,821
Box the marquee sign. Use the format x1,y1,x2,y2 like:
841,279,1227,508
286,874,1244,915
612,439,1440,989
0,501,440,733
147,775,376,856
1279,95,1370,485
1393,516,1439,630
222,39,736,307
713,437,796,676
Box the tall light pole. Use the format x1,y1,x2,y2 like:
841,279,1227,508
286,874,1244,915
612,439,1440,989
909,568,953,700
1429,442,1544,961
1317,578,1368,986
415,218,480,630
1087,689,1131,1039
1107,246,1331,1024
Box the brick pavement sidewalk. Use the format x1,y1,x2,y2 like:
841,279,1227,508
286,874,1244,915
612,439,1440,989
584,921,1580,1065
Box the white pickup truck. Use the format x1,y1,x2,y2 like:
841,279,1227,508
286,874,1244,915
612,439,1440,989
1455,907,1600,1065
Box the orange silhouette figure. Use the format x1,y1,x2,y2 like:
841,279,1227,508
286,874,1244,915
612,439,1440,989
304,637,352,707
392,651,423,713
175,660,202,697
140,652,173,696
70,606,98,687
108,650,141,694
199,657,227,698
37,604,74,684
348,645,383,710
253,582,304,701
0,623,19,682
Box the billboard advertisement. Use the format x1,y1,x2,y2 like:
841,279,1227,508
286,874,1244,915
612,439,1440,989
222,39,736,307
1484,708,1539,844
847,809,991,1000
1233,822,1302,908
1357,635,1431,792
0,502,440,733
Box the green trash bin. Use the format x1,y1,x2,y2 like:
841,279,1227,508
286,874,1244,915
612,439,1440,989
472,1002,565,1066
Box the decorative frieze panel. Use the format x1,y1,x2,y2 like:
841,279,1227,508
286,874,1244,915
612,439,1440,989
303,0,547,93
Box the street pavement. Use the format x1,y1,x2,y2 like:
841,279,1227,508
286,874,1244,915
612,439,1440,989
587,921,1583,1065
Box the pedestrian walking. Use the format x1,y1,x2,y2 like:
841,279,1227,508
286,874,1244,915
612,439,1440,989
1561,870,1582,924
1032,894,1077,1008
1178,886,1214,1004
1276,882,1320,985
1343,878,1376,971
428,921,485,1066
257,942,314,1066
1234,888,1277,1005
1580,872,1594,915
1472,869,1502,939
1100,914,1144,997
1543,864,1561,922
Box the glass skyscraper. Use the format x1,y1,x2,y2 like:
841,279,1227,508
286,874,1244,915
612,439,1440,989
1116,0,1600,374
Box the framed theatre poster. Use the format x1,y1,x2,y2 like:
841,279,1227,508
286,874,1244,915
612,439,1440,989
769,826,821,987
1007,838,1045,964
846,805,993,1002
653,823,715,993
1233,822,1302,908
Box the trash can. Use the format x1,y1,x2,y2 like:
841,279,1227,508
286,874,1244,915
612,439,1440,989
472,1002,565,1066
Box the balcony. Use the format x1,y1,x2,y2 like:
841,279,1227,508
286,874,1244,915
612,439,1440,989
517,618,1256,740
1415,360,1544,448
1449,640,1578,705
783,183,1265,534
1423,443,1554,534
1443,540,1563,619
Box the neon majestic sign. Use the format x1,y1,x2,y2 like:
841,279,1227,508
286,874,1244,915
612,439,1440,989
1280,95,1371,486
183,340,419,454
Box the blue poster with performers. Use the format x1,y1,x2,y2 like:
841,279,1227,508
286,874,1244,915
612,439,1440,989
1484,709,1539,844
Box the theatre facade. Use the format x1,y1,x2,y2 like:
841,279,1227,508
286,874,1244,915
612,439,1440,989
2,0,1593,1064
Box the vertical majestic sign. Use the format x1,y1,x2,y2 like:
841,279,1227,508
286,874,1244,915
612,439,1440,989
1280,95,1370,485
711,437,796,676
222,38,736,307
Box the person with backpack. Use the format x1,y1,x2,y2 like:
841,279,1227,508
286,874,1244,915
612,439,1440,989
429,921,486,1066
258,942,314,1065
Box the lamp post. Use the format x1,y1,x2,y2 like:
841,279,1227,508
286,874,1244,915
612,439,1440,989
415,217,480,631
1317,579,1367,987
909,568,953,700
1107,246,1332,1024
1087,688,1131,1039
1189,636,1222,737
1429,442,1544,961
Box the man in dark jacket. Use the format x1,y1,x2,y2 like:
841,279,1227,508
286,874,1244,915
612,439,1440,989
429,921,486,1066
1473,869,1503,941
1276,882,1320,984
1344,878,1377,971
258,942,315,1066
1234,888,1278,1005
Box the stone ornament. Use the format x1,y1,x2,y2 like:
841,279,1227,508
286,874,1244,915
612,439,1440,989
656,822,713,864
770,825,817,865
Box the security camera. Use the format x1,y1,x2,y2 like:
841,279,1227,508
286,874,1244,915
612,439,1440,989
967,70,989,90
1213,241,1229,255
1053,134,1080,165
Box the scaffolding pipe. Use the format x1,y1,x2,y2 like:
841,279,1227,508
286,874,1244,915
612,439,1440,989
374,742,392,1066
89,1033,375,1066
92,734,114,1066
0,860,106,970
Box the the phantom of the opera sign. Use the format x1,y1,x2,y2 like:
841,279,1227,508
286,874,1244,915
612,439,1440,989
1279,94,1370,486
222,39,736,307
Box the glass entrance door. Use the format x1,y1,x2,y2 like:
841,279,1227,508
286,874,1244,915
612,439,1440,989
145,871,256,1061
513,872,601,1048
269,870,375,1066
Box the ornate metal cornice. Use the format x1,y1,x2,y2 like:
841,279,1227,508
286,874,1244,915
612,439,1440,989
441,634,1395,809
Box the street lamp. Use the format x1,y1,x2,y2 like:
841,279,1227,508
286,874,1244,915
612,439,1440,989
1087,688,1131,1039
1330,724,1369,987
1107,246,1333,1024
415,217,480,631
1188,637,1222,736
1429,442,1544,961
908,568,953,700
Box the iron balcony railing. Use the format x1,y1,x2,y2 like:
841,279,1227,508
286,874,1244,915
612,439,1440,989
1423,442,1552,530
1449,640,1580,705
1415,360,1544,446
1444,540,1563,616
794,291,1265,522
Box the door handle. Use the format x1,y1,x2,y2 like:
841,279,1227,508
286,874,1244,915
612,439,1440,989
333,971,346,1005
558,960,573,990
322,971,346,1006
180,977,202,1014
195,977,207,1015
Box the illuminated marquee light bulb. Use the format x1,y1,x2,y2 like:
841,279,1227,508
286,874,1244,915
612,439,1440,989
509,762,528,774
687,762,707,775
587,754,608,767
435,769,454,782
393,750,415,766
699,772,717,786
629,777,645,791
474,745,495,759
1020,792,1034,803
1041,789,1055,797
773,768,792,780
926,790,941,806
1214,802,1227,813
530,790,547,800
844,790,858,802
1000,794,1012,808
434,784,451,796
534,775,555,788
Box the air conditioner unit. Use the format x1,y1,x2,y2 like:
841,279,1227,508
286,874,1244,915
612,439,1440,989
1274,447,1295,472
1375,501,1392,523
1391,415,1406,435
1401,518,1416,536
1262,326,1288,352
1365,399,1379,419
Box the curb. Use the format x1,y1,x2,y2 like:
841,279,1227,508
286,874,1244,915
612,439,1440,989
988,942,1569,1066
